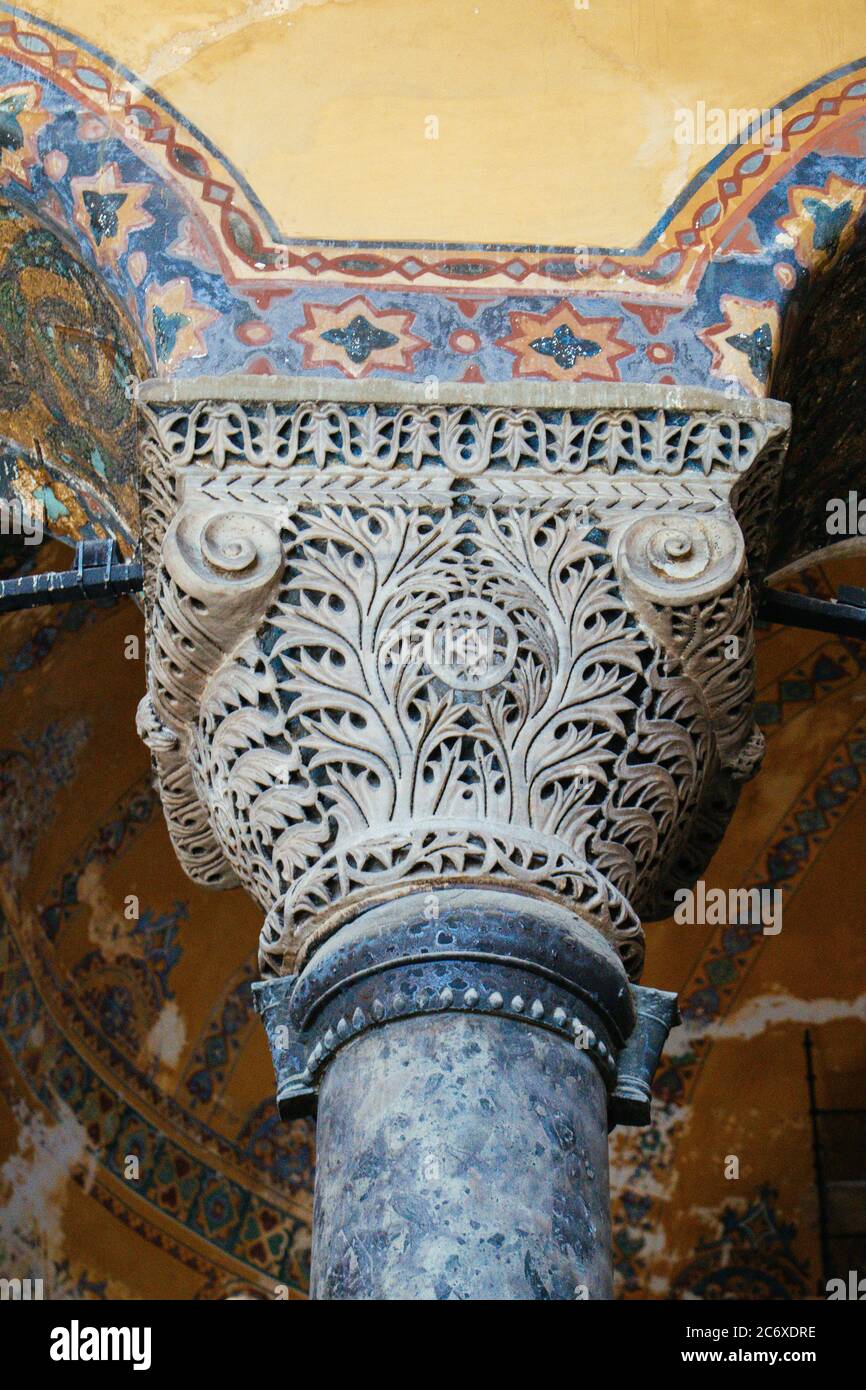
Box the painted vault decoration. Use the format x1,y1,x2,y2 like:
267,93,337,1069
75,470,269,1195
0,7,861,574
0,5,861,397
0,9,861,569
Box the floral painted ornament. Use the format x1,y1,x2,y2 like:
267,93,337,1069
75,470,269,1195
498,303,635,382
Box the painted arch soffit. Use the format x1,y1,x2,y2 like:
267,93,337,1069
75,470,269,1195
0,6,863,390
0,8,864,565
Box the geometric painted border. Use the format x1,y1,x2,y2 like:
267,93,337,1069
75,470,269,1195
1,5,865,390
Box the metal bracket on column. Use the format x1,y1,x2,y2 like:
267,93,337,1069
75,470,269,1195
253,890,679,1128
609,985,681,1127
0,539,143,615
758,583,866,640
252,974,314,1118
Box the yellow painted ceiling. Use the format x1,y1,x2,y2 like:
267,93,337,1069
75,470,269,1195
21,1,866,245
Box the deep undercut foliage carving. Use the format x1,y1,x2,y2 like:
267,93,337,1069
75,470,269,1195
136,384,790,978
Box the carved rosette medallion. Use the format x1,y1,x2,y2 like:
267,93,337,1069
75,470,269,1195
136,379,790,980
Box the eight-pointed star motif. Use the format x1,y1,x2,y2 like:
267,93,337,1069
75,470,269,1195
291,296,429,378
498,303,634,382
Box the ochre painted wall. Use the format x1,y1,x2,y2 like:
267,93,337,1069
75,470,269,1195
20,0,866,244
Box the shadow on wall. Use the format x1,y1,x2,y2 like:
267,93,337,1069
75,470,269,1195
770,209,866,574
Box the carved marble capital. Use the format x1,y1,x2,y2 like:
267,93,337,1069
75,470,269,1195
135,379,790,981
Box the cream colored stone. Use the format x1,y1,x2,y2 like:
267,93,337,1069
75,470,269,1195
136,380,790,980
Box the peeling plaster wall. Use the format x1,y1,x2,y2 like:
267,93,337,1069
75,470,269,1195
0,1097,96,1293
